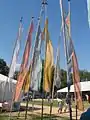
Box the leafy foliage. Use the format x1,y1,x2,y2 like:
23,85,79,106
0,58,90,87
13,71,19,80
0,58,9,76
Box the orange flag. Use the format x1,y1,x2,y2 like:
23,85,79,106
72,51,84,111
14,19,34,102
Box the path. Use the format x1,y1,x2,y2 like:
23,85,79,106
20,103,83,120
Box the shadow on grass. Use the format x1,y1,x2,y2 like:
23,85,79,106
28,113,69,120
0,113,69,120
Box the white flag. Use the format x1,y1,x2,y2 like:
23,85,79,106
31,57,42,91
87,0,90,28
30,23,42,91
8,19,23,80
54,39,61,88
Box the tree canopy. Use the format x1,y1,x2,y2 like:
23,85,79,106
0,58,9,76
0,58,90,88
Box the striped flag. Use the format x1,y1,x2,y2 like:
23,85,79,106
65,14,84,111
23,65,31,93
8,18,23,80
87,0,90,28
72,51,84,111
30,23,42,91
54,39,61,89
43,18,54,92
14,19,34,102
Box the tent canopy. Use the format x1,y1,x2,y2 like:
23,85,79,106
57,81,90,93
0,74,17,102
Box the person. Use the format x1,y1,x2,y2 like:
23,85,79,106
57,99,64,114
80,107,90,120
64,93,71,112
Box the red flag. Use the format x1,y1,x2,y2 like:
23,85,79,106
72,52,84,111
14,19,34,102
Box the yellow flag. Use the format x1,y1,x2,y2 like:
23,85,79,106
23,66,31,93
43,18,54,92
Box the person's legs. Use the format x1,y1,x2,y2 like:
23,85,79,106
64,103,68,112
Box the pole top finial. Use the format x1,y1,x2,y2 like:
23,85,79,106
32,16,34,19
42,0,48,5
20,17,23,22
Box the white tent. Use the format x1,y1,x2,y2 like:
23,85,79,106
57,81,90,93
0,74,17,102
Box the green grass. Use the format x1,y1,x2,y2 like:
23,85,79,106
0,100,89,120
0,113,69,120
72,101,90,110
27,99,90,110
28,99,57,107
28,99,58,107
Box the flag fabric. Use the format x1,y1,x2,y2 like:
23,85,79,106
8,18,23,80
43,18,54,92
54,39,61,89
65,14,84,111
31,57,42,91
65,13,70,37
72,52,84,111
64,12,72,91
14,19,34,102
3,18,23,101
87,0,90,28
30,22,42,91
22,65,31,93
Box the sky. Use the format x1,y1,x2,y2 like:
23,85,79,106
0,0,90,71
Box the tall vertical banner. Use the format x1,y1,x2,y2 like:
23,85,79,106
14,19,34,102
54,39,61,89
87,0,90,28
65,13,84,111
23,64,31,93
8,18,23,80
72,52,84,111
43,18,54,92
30,23,42,91
3,18,23,102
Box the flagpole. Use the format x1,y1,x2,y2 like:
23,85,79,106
24,16,35,120
8,17,23,120
41,1,48,120
67,1,72,119
68,1,77,117
59,0,72,120
25,1,45,119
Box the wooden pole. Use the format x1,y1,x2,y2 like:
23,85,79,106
76,105,77,120
41,0,48,120
25,92,29,120
41,92,44,120
68,1,72,119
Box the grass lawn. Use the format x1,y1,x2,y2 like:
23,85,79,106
27,99,90,110
0,100,89,120
0,113,69,120
28,99,58,107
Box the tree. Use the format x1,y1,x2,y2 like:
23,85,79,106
0,58,9,76
13,71,19,80
79,70,90,82
60,69,67,88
